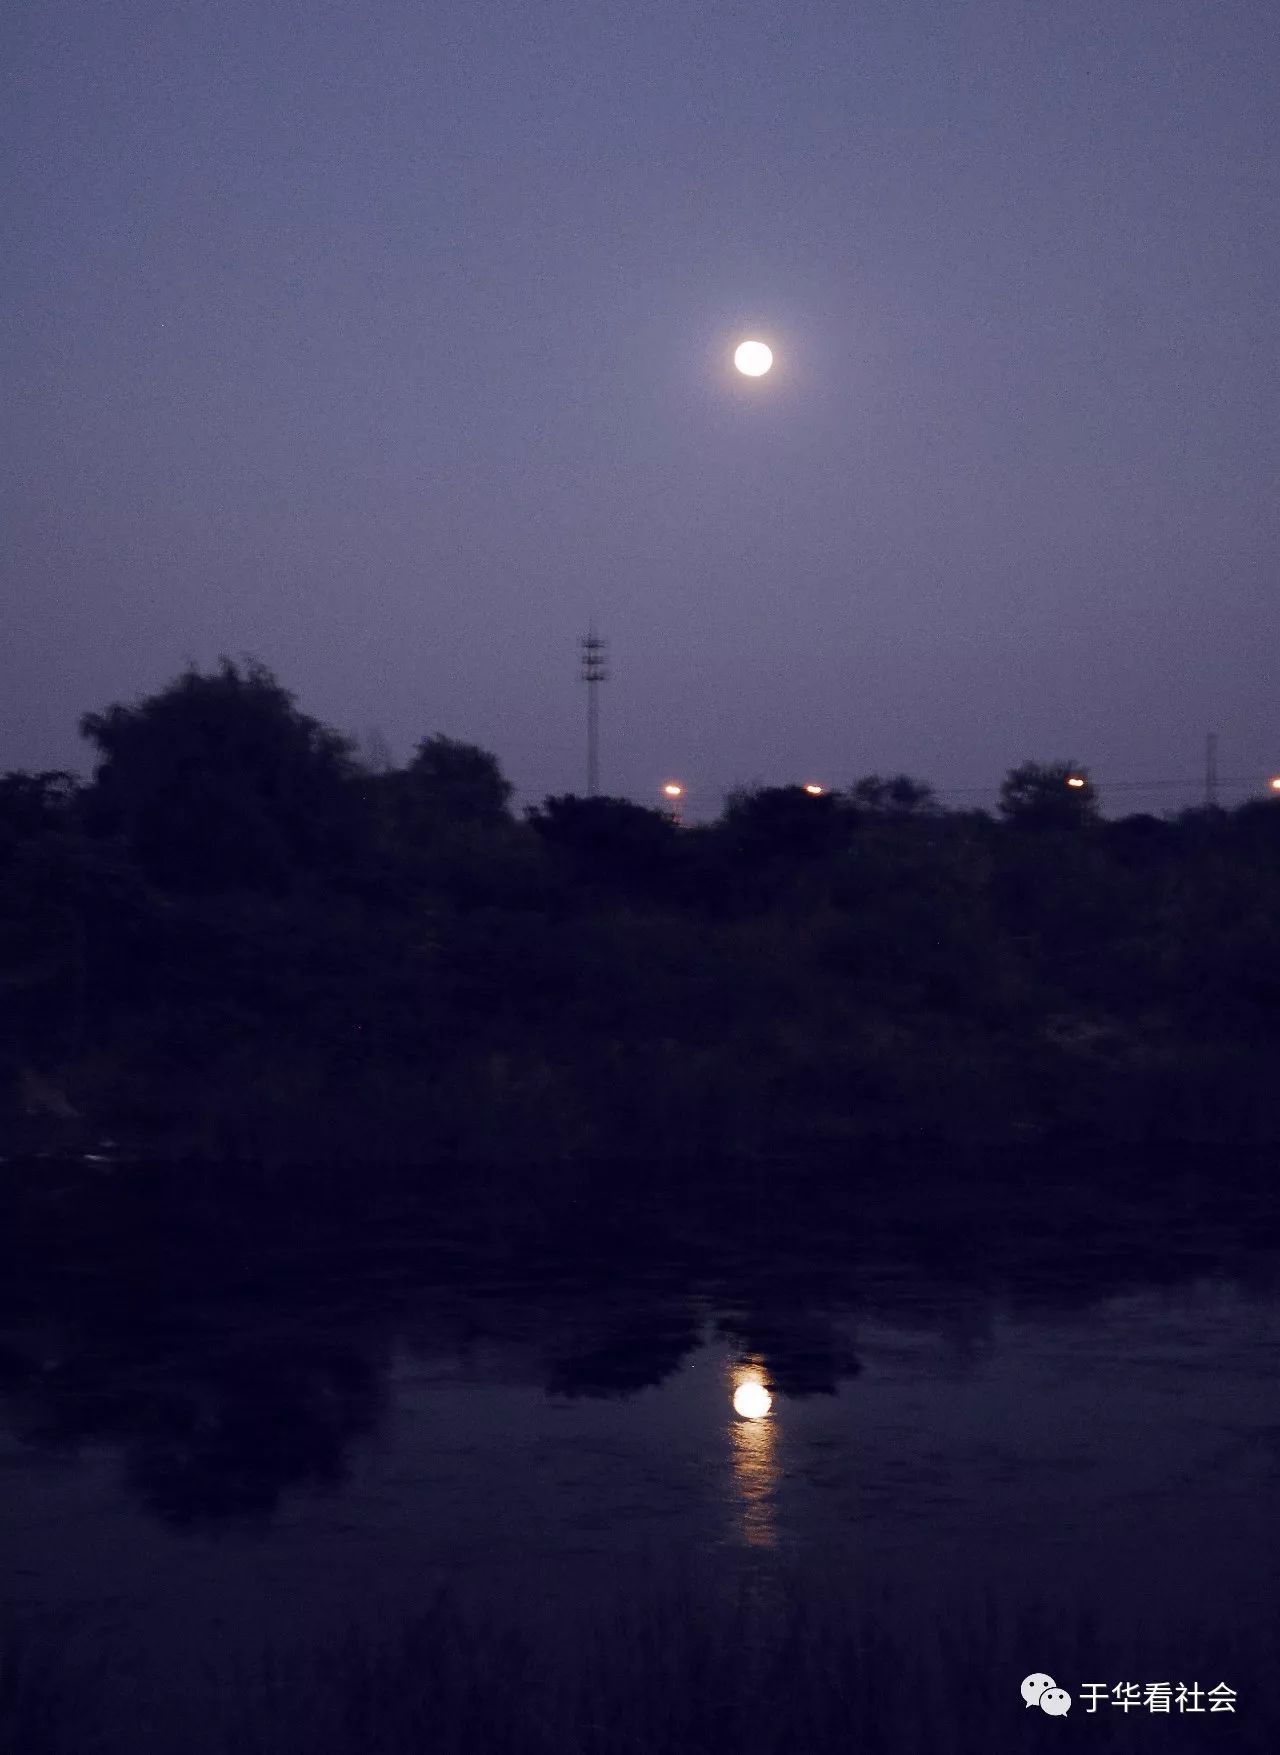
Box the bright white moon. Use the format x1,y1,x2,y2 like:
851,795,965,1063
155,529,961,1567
733,1381,773,1419
734,340,773,377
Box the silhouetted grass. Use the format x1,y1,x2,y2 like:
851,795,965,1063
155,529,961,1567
7,1581,1276,1755
0,1610,115,1755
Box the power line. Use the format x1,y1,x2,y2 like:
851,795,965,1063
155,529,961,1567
512,775,1276,809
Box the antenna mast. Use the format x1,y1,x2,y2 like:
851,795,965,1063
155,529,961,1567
580,626,608,797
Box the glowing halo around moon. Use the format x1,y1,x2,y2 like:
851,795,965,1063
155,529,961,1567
733,339,773,377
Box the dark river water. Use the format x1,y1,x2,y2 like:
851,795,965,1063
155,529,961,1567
2,1152,1279,1750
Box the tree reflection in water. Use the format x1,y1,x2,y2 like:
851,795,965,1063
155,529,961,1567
0,1326,387,1526
2,1152,1278,1535
544,1305,702,1398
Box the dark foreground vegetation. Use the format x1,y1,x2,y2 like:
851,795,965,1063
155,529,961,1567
3,658,1280,1164
4,1581,1276,1755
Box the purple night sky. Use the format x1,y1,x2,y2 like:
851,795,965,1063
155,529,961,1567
4,0,1276,816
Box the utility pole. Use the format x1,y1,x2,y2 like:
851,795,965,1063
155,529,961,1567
1205,732,1218,810
580,625,608,797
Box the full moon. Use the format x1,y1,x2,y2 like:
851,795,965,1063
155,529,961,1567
733,1381,773,1419
733,339,773,377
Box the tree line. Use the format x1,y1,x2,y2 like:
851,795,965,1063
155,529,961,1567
2,658,1278,1162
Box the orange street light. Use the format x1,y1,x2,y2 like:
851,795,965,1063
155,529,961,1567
803,783,825,796
1269,777,1280,794
660,781,685,826
1066,776,1087,789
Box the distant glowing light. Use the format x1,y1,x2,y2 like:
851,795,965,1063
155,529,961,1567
803,783,824,796
1066,776,1086,789
734,340,773,377
733,1380,772,1420
662,783,684,798
1269,777,1280,793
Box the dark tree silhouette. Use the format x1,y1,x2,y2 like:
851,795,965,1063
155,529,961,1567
368,735,522,904
998,760,1099,830
526,794,679,900
848,774,938,818
400,734,514,827
78,659,366,893
0,771,80,843
720,785,853,861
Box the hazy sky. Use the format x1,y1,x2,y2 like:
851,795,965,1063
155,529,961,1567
4,0,1277,816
